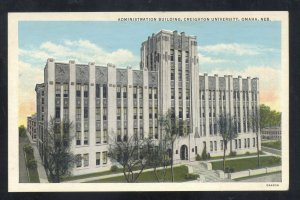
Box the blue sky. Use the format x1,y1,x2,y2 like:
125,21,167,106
18,20,282,125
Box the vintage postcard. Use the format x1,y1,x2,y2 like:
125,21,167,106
8,11,289,191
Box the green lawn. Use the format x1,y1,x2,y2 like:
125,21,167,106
24,146,40,183
62,168,123,181
86,165,190,183
261,141,281,150
208,152,264,161
211,156,281,172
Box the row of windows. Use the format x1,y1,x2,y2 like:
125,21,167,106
76,130,108,146
75,152,108,168
205,137,256,152
170,49,189,63
171,88,190,100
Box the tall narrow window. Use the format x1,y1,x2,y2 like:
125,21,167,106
123,108,127,120
171,68,175,80
133,86,137,99
210,141,213,151
178,50,182,62
186,88,190,100
153,88,158,99
55,83,61,97
96,84,100,98
103,108,107,120
133,107,137,119
179,88,182,99
84,107,88,118
103,84,107,99
117,129,122,142
63,108,69,120
149,127,153,139
55,107,60,119
140,128,144,139
76,154,82,168
76,108,81,121
96,107,100,119
116,86,121,98
179,107,183,119
139,87,143,99
102,151,107,164
185,51,189,63
96,131,101,144
154,107,158,119
84,131,89,145
214,141,217,151
96,152,100,166
117,107,121,120
83,153,89,167
84,85,89,98
149,88,152,99
63,84,69,97
171,88,175,99
123,86,127,98
103,130,108,143
139,108,143,119
76,132,81,145
76,84,81,97
170,49,174,61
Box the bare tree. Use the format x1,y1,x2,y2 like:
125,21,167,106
159,109,187,182
44,117,75,183
216,113,238,171
108,135,150,183
147,137,171,182
250,106,262,168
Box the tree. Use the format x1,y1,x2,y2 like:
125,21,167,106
19,125,27,137
159,109,188,182
108,135,150,183
216,113,238,171
147,136,172,182
260,104,281,127
44,117,75,183
250,108,261,168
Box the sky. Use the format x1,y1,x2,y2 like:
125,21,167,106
18,20,282,126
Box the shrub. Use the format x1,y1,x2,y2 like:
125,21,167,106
110,165,118,172
195,154,201,161
207,153,211,159
267,157,281,165
24,144,33,154
201,146,208,160
27,159,37,169
229,151,237,157
185,173,199,180
19,125,27,137
245,151,250,155
224,167,235,173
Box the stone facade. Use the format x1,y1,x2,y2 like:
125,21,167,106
35,30,261,175
27,114,37,141
261,126,281,140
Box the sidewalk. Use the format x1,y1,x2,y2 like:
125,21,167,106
26,131,49,183
19,136,29,183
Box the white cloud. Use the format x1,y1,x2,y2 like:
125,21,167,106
198,52,230,64
198,43,277,56
209,65,281,111
20,39,139,68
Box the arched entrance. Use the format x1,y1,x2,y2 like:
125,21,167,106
180,145,188,160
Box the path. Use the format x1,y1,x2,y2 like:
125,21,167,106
19,136,29,183
261,146,281,156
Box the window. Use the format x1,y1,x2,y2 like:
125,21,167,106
76,84,81,97
123,129,128,141
139,108,143,119
140,128,144,139
117,86,121,98
123,86,127,98
103,84,107,98
244,139,247,148
235,139,238,149
195,146,197,154
96,131,101,144
103,108,107,120
117,107,121,120
178,50,182,62
253,138,256,147
139,87,143,99
214,141,217,151
103,130,108,143
170,49,174,61
179,88,182,99
153,88,158,99
210,141,213,151
76,132,81,145
76,108,81,121
55,107,60,119
133,107,137,119
186,88,190,100
149,109,153,119
179,107,183,119
63,108,69,120
149,88,152,99
96,84,100,98
76,154,82,168
185,51,189,63
102,151,108,164
178,69,182,81
117,129,121,142
149,127,153,139
96,152,100,166
96,107,100,119
171,88,175,99
134,128,138,139
41,98,44,104
171,68,175,80
186,109,190,118
220,140,223,150
55,83,61,97
123,108,127,120
154,127,158,139
84,85,89,98
154,107,158,119
84,107,88,118
62,84,69,98
239,139,241,148
84,131,89,145
83,153,89,167
247,138,250,148
133,87,137,99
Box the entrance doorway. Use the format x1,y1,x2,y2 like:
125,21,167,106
180,145,188,160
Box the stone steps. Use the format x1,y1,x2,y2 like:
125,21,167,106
190,164,233,182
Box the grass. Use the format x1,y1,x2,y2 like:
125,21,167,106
261,140,281,150
207,151,264,161
211,156,281,172
86,165,190,183
234,171,281,181
24,145,40,183
62,168,123,181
